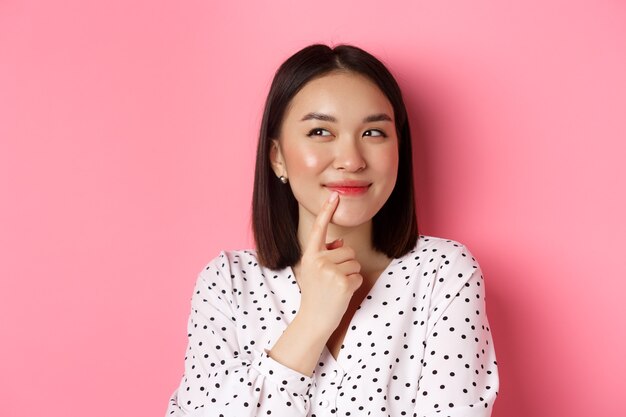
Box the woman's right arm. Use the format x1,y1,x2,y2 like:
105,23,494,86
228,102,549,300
166,192,360,416
166,260,314,417
268,191,362,376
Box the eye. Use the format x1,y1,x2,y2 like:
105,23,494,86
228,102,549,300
307,128,332,137
363,129,387,138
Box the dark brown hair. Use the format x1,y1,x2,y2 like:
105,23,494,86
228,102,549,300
252,44,418,269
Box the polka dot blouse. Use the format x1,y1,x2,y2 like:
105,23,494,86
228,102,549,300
166,235,499,416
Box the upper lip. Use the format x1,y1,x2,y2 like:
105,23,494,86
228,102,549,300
324,180,371,187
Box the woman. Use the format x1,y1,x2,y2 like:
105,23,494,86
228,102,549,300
166,44,499,416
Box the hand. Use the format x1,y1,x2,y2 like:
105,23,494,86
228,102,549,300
296,192,363,336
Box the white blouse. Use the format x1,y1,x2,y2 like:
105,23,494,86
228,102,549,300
166,235,499,416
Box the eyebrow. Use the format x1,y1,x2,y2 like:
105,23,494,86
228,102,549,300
300,112,393,123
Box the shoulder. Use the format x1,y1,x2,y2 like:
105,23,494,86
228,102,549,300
414,234,470,253
406,234,483,291
197,248,290,289
413,235,487,305
190,249,264,306
198,248,264,283
409,235,479,268
200,248,262,274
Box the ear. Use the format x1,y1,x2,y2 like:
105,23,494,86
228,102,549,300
269,139,287,178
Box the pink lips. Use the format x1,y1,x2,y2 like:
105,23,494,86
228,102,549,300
324,181,371,196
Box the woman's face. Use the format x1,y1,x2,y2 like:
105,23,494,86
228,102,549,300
270,71,399,229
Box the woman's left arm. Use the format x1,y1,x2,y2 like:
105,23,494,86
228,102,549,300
414,246,499,417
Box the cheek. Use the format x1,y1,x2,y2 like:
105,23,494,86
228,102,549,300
284,146,327,174
372,146,399,176
302,153,322,169
385,150,399,169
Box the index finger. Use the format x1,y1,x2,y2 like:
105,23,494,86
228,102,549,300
307,191,339,252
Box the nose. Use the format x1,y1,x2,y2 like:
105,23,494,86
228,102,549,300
333,135,366,172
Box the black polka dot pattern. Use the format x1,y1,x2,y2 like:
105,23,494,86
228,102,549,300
166,235,499,416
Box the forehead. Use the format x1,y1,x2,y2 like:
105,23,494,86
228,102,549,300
285,71,394,120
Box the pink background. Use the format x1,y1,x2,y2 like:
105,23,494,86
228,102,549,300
1,1,625,416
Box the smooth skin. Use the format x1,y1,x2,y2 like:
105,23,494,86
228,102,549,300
268,71,398,376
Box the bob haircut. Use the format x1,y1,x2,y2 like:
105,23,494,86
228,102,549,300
252,44,418,270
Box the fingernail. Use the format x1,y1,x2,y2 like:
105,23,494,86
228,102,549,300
329,191,339,202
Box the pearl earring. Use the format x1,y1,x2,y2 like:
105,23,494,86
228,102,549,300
279,175,288,184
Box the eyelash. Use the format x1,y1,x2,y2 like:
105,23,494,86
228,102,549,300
364,129,387,138
306,128,331,137
306,128,388,138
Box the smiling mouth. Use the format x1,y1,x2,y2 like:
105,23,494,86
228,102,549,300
324,184,371,196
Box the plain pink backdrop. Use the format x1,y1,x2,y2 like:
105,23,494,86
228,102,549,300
1,1,625,416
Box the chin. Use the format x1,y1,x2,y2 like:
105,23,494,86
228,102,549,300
331,209,375,228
